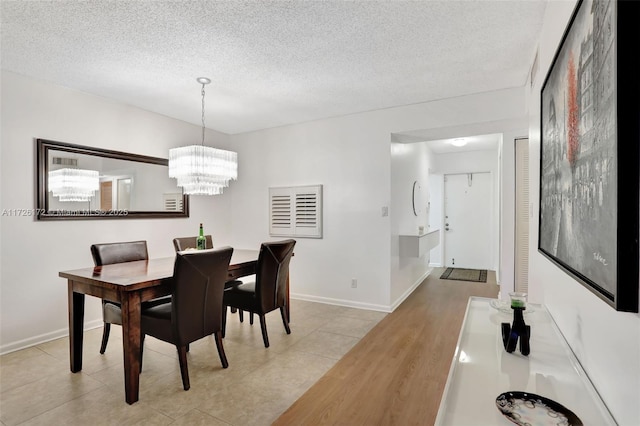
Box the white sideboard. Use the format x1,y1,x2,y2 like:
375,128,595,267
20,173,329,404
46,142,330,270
399,229,439,257
435,297,615,425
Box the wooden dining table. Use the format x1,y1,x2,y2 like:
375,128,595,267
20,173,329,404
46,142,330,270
59,249,274,404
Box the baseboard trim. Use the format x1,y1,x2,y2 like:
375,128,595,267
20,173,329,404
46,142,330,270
292,269,433,314
0,319,103,355
290,293,392,313
390,268,433,311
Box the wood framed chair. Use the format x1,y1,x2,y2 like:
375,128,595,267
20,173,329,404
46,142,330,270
222,239,296,348
140,247,233,390
90,240,165,354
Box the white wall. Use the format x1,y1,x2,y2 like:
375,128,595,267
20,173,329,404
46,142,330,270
229,115,393,311
528,2,640,424
390,141,433,306
0,71,236,353
229,87,528,312
428,173,444,266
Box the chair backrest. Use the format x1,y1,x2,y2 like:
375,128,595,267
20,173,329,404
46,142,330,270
172,235,214,252
90,240,149,266
255,239,296,313
172,246,233,345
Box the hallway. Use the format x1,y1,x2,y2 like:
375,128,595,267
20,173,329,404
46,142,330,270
275,268,499,425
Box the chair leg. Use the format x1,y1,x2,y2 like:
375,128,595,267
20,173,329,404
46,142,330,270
280,306,291,334
239,310,244,322
99,322,111,354
222,305,227,338
177,345,190,390
259,314,270,348
250,312,254,325
214,331,229,368
231,306,237,313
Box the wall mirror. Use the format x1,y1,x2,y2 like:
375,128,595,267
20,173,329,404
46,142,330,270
36,139,189,220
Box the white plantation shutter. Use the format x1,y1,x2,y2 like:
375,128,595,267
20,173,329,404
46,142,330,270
269,185,322,238
163,193,184,211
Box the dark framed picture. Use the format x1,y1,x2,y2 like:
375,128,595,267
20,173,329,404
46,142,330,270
539,0,638,312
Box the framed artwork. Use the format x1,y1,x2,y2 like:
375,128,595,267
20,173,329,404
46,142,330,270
539,0,638,312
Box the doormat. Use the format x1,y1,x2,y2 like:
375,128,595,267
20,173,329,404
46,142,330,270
440,268,487,283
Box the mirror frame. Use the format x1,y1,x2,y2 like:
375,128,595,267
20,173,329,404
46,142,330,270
36,138,189,220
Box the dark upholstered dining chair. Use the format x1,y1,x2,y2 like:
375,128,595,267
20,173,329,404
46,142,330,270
222,239,296,348
173,235,213,251
90,240,166,354
140,247,233,391
172,235,245,318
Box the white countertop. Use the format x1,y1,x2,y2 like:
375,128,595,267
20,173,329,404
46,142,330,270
435,297,615,425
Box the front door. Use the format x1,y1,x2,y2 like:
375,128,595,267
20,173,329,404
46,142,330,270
443,172,492,269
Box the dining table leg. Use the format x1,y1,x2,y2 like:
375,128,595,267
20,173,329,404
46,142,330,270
120,292,142,404
68,281,85,373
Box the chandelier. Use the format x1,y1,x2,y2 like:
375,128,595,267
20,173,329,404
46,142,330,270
48,168,99,202
169,77,238,195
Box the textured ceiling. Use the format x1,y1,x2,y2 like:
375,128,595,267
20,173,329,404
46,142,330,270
1,1,546,135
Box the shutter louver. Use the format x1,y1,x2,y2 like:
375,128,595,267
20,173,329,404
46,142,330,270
271,195,292,229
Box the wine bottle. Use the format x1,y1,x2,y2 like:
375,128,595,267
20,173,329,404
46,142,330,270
197,223,206,250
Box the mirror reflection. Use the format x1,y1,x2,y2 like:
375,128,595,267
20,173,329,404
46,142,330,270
37,139,189,220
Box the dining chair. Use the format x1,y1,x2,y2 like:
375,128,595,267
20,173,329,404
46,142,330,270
140,247,233,390
222,239,296,348
172,235,246,319
173,235,213,251
90,240,166,354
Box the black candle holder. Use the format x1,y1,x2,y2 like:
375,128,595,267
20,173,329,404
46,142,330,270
501,293,530,356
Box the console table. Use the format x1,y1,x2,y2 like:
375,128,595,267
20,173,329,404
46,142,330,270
435,297,615,425
399,229,439,257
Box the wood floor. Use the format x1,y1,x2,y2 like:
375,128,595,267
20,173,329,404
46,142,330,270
274,268,499,425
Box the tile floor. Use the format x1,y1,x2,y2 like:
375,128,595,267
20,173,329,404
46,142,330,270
0,300,386,426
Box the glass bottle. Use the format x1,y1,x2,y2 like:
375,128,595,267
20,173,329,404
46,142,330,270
197,223,206,250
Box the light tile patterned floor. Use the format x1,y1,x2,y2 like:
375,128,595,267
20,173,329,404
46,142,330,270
0,300,386,426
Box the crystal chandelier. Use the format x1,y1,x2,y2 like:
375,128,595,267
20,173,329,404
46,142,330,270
169,77,238,195
48,168,99,202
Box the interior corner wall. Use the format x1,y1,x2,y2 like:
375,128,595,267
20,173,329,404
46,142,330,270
0,71,235,354
499,130,523,293
390,141,433,306
527,2,640,424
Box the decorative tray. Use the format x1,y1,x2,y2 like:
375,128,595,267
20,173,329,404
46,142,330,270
496,391,583,426
490,299,535,315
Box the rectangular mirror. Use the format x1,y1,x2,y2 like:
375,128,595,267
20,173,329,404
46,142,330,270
36,139,189,220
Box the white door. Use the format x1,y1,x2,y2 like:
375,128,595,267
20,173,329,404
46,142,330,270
444,172,492,269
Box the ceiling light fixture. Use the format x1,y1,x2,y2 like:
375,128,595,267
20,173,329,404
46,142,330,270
169,77,238,195
48,168,99,202
450,138,468,147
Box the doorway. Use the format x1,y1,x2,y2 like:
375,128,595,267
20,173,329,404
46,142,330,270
443,172,492,269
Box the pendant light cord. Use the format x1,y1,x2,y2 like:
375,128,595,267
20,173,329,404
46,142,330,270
201,83,206,146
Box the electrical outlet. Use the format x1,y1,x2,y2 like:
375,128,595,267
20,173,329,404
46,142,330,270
351,278,357,288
